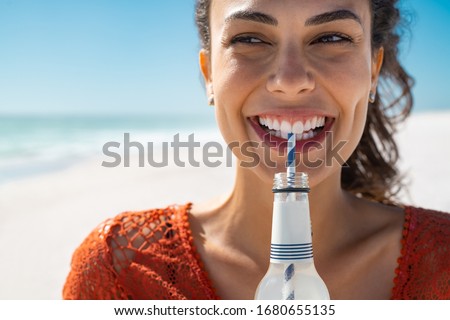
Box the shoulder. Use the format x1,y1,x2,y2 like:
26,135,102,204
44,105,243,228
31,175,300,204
405,206,450,241
63,203,192,299
393,206,450,299
78,203,192,270
403,206,450,269
76,203,190,254
403,206,450,262
104,203,193,272
105,203,190,231
102,203,190,245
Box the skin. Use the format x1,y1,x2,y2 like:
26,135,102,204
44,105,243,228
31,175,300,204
192,0,404,299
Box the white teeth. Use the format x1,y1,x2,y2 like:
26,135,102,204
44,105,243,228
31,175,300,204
302,131,312,140
310,117,317,129
318,117,325,127
292,121,304,134
280,121,292,134
304,120,311,132
272,119,280,131
258,116,327,140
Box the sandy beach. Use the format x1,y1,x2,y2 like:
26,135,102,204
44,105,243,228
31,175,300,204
0,111,449,299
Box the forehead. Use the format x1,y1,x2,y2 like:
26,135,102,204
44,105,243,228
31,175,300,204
210,0,372,26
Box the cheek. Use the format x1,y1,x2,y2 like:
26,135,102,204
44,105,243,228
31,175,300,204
318,54,371,104
336,60,370,133
213,53,268,100
211,54,267,137
316,52,371,121
210,64,247,150
314,54,371,160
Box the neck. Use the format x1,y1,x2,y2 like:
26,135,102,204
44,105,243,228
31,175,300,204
210,165,352,265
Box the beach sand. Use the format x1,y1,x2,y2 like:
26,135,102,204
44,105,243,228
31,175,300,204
0,111,449,299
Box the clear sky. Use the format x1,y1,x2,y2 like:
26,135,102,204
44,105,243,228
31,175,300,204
0,0,449,116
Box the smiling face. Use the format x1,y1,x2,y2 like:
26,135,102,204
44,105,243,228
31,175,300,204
200,0,383,187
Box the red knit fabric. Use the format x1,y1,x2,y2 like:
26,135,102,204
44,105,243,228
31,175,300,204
392,206,450,299
63,204,450,299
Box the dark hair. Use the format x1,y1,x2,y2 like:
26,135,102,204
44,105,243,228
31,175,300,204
195,0,414,204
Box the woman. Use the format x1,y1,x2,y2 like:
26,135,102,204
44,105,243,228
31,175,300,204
63,0,450,299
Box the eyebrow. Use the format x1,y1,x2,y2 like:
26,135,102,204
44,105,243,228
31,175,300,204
305,9,362,26
225,10,278,26
224,9,361,27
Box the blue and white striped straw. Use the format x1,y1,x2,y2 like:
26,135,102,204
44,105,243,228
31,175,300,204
287,133,296,178
283,132,296,300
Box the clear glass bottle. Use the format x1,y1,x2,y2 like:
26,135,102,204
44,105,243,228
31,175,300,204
255,172,330,300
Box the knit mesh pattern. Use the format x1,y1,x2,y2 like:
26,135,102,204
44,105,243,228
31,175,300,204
392,207,450,299
63,203,218,299
63,204,449,299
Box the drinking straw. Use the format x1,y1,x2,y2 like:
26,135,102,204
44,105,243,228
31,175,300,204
283,132,296,300
287,132,296,178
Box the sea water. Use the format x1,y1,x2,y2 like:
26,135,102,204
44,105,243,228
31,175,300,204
0,113,218,184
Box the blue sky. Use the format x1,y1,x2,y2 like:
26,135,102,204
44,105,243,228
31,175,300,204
0,0,449,115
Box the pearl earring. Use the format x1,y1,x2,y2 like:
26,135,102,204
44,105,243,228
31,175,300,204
208,84,214,105
369,91,376,104
208,95,215,106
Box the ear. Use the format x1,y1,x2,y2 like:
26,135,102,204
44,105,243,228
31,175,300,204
199,49,213,97
371,47,384,92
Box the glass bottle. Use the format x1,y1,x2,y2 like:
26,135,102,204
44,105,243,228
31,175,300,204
255,172,330,300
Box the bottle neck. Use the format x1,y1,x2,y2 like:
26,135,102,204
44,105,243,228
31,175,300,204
270,190,313,263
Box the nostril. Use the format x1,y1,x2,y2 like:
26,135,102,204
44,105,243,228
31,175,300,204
266,67,315,96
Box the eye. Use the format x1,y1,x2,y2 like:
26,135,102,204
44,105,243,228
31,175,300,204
312,33,353,45
230,35,269,45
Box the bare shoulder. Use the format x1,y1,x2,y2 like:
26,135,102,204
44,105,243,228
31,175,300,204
324,196,406,299
348,195,405,242
189,194,231,234
190,194,230,217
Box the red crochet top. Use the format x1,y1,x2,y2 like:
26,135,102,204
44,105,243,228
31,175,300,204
63,204,450,299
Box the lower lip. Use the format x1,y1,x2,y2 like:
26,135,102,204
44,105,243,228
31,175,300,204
248,117,335,153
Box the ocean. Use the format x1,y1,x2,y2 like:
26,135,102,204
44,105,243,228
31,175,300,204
0,113,220,184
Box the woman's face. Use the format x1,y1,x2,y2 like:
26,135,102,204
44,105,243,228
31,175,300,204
200,0,383,186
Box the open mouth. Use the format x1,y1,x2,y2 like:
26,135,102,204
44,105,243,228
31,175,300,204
249,114,335,151
258,115,328,140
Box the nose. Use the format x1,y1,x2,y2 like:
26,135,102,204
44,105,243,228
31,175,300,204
266,45,315,97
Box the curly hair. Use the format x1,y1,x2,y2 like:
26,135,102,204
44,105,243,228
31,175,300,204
195,0,414,204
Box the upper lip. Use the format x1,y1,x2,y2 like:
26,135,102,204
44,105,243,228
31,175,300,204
248,106,336,119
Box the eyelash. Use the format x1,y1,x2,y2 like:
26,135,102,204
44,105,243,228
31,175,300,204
229,33,353,46
230,35,269,45
312,33,353,45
